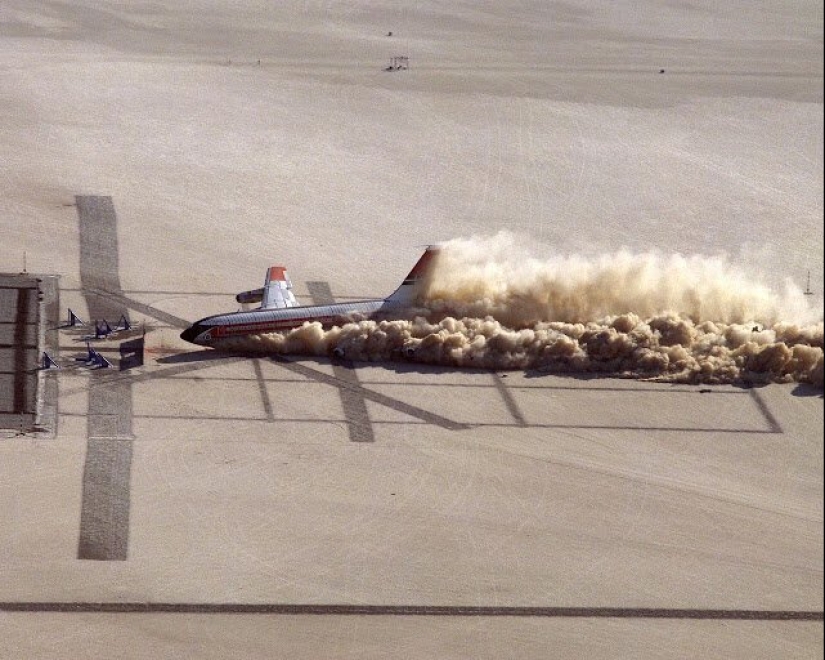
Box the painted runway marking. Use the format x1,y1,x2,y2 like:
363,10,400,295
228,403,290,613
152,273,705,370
39,275,60,437
89,288,190,329
69,359,772,435
749,388,783,433
77,438,133,561
307,281,374,442
76,195,134,561
492,372,526,426
77,196,127,321
252,358,275,422
0,602,820,620
271,356,468,432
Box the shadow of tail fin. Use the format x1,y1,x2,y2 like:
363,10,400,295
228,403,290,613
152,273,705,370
67,308,85,326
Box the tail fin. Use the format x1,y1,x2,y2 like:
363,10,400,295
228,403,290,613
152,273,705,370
385,246,440,306
261,266,298,310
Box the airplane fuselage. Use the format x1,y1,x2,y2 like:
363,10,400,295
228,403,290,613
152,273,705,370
180,246,439,348
181,299,391,346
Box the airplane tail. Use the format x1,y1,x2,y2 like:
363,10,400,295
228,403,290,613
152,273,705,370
261,266,298,310
385,246,440,306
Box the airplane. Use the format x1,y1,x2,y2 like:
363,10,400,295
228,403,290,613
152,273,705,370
74,341,113,368
180,247,439,348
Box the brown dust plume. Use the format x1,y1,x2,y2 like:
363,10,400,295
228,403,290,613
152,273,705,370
219,233,823,386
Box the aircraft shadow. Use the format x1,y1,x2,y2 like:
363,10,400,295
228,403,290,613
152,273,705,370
156,349,486,377
155,350,824,396
792,383,824,398
342,360,483,377
156,350,249,365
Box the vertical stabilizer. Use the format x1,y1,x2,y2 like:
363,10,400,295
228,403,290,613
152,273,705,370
385,246,440,306
261,266,299,310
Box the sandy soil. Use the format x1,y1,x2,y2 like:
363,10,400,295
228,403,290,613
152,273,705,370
0,1,822,658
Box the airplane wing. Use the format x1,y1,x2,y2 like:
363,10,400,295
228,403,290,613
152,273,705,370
261,266,298,310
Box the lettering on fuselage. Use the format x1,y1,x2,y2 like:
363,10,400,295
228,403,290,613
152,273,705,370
211,315,340,338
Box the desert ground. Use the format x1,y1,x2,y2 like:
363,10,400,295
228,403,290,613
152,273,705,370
0,1,822,658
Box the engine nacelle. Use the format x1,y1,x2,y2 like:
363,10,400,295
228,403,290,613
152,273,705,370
332,347,346,358
402,345,417,358
236,287,264,304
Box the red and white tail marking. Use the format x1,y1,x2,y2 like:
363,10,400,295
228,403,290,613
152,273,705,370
267,266,288,283
262,265,298,310
385,246,440,305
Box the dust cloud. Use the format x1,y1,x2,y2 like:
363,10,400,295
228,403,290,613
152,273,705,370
220,233,823,386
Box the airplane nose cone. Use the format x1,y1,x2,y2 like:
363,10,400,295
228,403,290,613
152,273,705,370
180,324,200,345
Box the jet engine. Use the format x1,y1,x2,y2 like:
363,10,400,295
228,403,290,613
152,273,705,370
236,287,264,305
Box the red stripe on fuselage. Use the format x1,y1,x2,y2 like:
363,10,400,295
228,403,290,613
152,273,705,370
212,315,341,338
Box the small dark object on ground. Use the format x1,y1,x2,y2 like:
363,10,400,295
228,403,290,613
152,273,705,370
385,56,409,71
